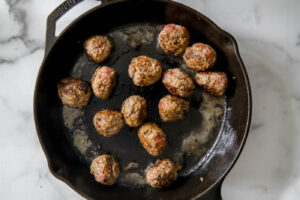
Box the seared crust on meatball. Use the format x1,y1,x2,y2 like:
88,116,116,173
57,77,91,108
146,159,178,188
93,109,125,137
121,95,147,127
128,56,162,87
138,123,167,156
158,24,190,56
162,68,195,97
91,66,117,99
159,95,189,122
84,35,112,63
195,72,228,96
90,155,120,185
183,43,217,71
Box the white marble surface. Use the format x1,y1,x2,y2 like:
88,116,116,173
0,0,299,199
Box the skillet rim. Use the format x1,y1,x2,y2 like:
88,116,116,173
33,0,252,199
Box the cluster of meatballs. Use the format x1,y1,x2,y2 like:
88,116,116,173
57,23,228,188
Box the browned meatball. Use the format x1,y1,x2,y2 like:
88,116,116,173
158,24,190,56
145,159,178,188
195,72,228,96
90,155,120,185
183,43,217,71
93,109,125,137
84,35,112,63
162,68,195,97
57,77,91,108
121,95,147,127
128,56,162,87
138,123,167,156
158,95,189,122
91,66,117,99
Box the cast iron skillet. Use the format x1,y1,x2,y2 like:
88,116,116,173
34,0,252,199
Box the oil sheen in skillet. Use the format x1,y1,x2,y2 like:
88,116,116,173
62,24,226,187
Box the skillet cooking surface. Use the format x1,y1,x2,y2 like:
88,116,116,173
62,23,226,187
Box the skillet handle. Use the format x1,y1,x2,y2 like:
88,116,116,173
45,0,114,54
198,179,223,200
45,0,83,54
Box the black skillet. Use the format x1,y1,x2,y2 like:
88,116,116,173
34,0,252,199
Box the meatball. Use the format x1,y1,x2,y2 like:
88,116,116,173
195,72,228,96
57,77,91,108
158,24,190,56
138,123,167,156
159,95,189,122
128,56,162,87
93,109,125,137
162,68,195,97
91,66,117,99
90,155,120,185
183,43,217,71
146,159,178,188
84,35,112,63
121,95,147,127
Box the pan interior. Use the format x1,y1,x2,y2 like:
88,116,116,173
60,23,226,188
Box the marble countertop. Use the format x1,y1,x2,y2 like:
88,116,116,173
1,0,299,199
